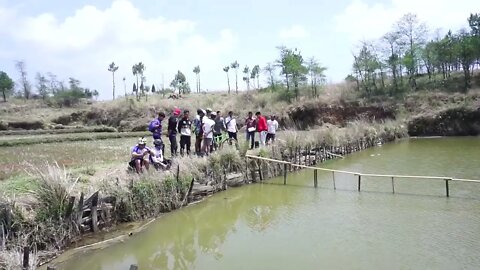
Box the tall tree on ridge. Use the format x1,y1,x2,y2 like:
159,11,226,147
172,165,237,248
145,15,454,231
231,61,240,94
15,61,31,99
132,62,145,101
223,66,231,94
108,62,119,100
193,65,201,93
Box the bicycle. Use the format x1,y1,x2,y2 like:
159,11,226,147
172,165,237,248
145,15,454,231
213,132,238,150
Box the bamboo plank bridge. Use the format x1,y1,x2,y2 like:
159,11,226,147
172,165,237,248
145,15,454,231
245,154,480,197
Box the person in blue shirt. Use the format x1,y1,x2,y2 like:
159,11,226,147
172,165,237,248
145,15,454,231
129,137,152,173
149,112,166,140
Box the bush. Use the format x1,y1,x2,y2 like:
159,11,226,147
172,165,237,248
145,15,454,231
52,115,72,125
8,120,44,130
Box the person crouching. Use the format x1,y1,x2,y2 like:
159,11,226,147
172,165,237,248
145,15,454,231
129,137,152,173
150,139,171,170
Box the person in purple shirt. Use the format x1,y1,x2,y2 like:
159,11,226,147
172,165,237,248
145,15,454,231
149,112,166,140
129,137,152,173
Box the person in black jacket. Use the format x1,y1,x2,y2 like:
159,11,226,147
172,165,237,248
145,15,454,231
168,108,181,157
177,110,192,156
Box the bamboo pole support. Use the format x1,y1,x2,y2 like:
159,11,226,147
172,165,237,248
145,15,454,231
445,178,450,197
391,177,395,194
332,171,336,190
314,170,318,188
91,192,99,233
357,174,361,192
283,163,287,185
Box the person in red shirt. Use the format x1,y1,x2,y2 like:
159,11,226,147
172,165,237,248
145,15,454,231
255,111,268,146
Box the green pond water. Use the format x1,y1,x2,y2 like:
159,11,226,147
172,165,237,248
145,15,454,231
58,137,480,270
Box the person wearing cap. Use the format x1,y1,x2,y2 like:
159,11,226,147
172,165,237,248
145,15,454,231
177,110,192,156
193,109,205,155
129,137,152,173
201,112,216,155
150,139,171,170
266,115,279,144
167,108,181,157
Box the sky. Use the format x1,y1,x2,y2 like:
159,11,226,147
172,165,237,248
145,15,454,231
0,0,477,100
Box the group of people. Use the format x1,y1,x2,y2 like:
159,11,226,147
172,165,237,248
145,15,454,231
129,107,279,173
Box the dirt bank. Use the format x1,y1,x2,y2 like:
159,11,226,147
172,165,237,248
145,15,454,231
288,100,396,129
408,107,480,136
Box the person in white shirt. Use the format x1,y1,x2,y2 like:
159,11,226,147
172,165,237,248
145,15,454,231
266,115,279,144
201,113,216,155
224,111,238,144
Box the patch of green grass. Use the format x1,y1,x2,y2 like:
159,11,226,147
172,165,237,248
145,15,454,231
0,131,146,147
0,174,37,195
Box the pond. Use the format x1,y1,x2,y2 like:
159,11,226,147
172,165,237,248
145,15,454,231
57,137,480,270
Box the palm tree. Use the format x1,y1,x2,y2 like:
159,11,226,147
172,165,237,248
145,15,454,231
108,62,119,100
193,65,201,93
230,61,240,94
242,65,250,91
223,66,231,94
132,62,145,101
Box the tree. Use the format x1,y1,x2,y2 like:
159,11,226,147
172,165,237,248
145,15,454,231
223,66,231,94
132,83,137,96
15,61,32,99
132,62,145,101
171,71,190,95
242,65,250,91
92,89,99,100
250,65,260,89
264,63,276,90
151,84,156,93
108,62,119,100
395,13,428,90
47,72,59,95
193,65,201,93
277,47,307,99
0,71,14,102
230,61,240,94
307,57,327,97
454,28,476,90
382,32,401,92
35,72,49,100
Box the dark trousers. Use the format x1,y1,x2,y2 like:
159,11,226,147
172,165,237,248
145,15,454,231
246,131,255,149
180,135,191,156
195,134,203,155
169,134,177,156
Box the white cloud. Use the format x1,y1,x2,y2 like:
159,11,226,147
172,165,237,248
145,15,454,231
334,0,476,42
279,25,309,39
0,0,237,99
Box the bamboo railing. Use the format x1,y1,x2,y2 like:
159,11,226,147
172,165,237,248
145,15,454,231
245,154,480,197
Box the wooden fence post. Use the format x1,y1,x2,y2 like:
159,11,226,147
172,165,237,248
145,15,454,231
258,161,263,181
22,246,29,270
91,192,99,233
76,192,84,231
332,171,336,190
283,163,287,185
314,170,318,188
65,196,76,219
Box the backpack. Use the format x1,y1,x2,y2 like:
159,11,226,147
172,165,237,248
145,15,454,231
148,120,158,133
